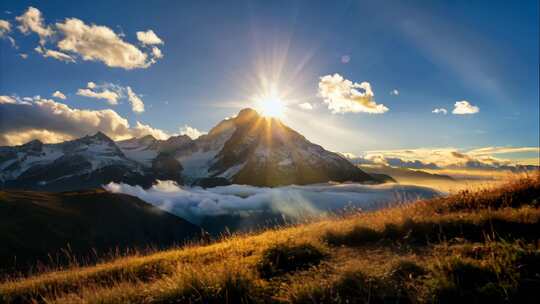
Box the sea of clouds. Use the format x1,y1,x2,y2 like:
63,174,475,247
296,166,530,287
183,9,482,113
104,181,440,224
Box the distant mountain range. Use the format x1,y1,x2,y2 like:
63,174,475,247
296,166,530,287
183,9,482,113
0,108,381,191
0,190,200,274
358,165,456,183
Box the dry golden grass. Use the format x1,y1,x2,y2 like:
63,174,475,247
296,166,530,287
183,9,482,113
0,172,538,303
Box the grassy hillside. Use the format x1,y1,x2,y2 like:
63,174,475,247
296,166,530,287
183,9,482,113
0,190,200,276
0,173,539,303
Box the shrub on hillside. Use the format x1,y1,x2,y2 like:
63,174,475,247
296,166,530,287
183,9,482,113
151,272,260,304
387,259,426,281
291,270,411,304
429,258,506,303
324,226,380,246
257,243,326,279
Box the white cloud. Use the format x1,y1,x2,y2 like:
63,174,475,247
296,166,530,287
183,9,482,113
12,7,164,69
15,7,53,45
105,181,437,224
452,100,479,115
19,53,28,59
7,36,17,48
77,83,120,105
179,125,205,139
132,121,169,140
432,108,448,115
0,19,11,37
0,95,17,104
318,73,389,114
468,146,540,156
55,18,154,69
44,49,75,63
298,102,313,110
136,30,163,45
126,86,145,113
0,19,17,49
52,91,66,100
339,152,357,159
390,89,399,96
151,46,163,59
76,82,145,112
0,97,170,146
35,45,75,63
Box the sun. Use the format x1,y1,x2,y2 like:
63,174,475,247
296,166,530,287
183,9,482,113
255,94,286,118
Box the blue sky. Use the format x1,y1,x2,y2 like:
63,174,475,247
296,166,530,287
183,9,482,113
0,0,538,165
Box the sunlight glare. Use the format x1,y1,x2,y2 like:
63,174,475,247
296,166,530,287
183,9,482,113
256,93,286,118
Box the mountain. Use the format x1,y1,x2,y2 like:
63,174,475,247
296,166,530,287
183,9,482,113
0,108,379,190
359,165,455,183
0,132,182,191
159,108,375,186
0,189,200,274
205,109,375,186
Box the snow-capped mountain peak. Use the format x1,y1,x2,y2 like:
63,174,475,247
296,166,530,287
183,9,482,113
1,109,379,190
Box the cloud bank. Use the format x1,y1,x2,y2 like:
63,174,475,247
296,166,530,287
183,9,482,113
0,97,168,146
104,181,439,224
318,73,389,114
356,147,539,170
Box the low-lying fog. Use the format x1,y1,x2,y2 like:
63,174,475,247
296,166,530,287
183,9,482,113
104,181,440,226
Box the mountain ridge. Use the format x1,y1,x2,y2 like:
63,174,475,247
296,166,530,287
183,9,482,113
0,108,379,190
0,189,200,274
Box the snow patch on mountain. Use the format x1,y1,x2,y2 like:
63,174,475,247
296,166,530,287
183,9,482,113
0,133,147,188
217,161,246,179
117,137,158,167
177,150,219,182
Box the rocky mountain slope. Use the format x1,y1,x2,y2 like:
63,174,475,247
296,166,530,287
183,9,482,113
0,108,379,190
209,109,375,186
